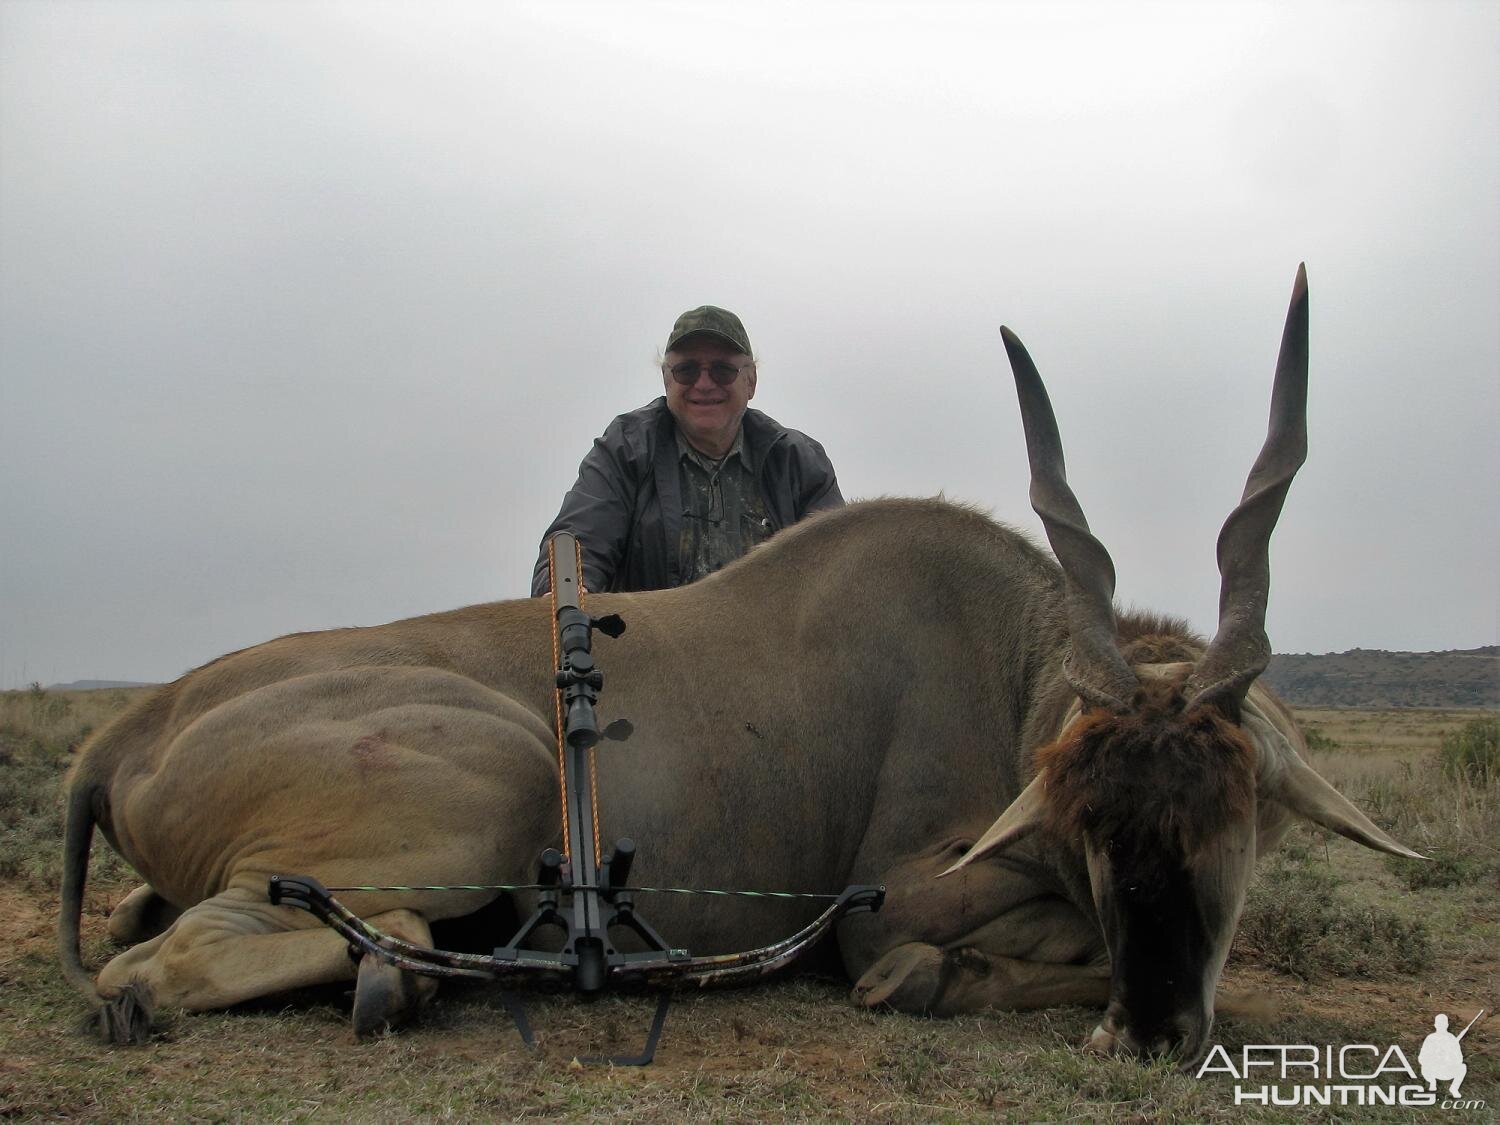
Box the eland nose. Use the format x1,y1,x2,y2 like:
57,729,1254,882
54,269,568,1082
1093,1020,1205,1064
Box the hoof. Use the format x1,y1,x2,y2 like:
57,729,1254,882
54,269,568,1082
1085,1023,1119,1056
96,981,154,1045
852,943,944,1013
352,952,436,1039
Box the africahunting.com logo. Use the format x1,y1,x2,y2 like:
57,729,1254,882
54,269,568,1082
1197,1009,1486,1110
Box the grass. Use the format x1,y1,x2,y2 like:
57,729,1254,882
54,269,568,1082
1297,709,1500,880
0,735,135,890
0,684,146,891
1439,716,1499,783
0,682,152,754
1,689,1495,1121
1236,855,1433,980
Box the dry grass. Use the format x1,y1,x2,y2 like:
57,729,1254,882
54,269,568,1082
1297,706,1493,759
1298,709,1500,885
1,689,1495,1121
0,684,154,759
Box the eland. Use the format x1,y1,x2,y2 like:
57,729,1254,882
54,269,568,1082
60,265,1417,1063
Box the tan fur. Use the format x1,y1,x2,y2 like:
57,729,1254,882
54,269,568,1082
62,498,1091,1036
55,495,1380,1051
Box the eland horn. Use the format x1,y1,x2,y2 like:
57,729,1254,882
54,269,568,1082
940,772,1050,875
1184,264,1310,709
1003,327,1137,712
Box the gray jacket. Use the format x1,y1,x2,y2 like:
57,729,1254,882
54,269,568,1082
531,398,843,595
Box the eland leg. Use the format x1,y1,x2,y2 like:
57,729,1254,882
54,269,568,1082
93,887,438,1041
106,884,182,945
843,836,1109,1016
853,940,1109,1015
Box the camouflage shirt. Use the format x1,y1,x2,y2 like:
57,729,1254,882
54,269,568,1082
675,426,773,584
531,399,843,596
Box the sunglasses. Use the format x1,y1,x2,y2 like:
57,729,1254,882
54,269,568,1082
666,360,747,387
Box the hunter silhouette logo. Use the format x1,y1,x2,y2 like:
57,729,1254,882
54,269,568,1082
1421,1011,1480,1098
1197,1009,1487,1110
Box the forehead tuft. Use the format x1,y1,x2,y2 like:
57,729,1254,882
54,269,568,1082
1037,680,1257,858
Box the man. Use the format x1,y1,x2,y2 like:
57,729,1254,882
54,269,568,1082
531,305,843,595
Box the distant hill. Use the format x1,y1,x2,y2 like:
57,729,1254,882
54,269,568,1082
44,679,156,692
1263,647,1499,708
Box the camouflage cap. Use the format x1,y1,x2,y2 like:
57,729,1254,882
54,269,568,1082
666,305,752,357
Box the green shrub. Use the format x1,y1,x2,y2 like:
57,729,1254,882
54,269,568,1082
1302,728,1339,752
1387,843,1487,890
1439,717,1498,784
1276,833,1316,865
1236,858,1432,980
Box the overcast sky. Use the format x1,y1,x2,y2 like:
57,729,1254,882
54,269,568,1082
1,1,1496,689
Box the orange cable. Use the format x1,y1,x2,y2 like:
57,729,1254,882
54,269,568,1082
547,536,570,859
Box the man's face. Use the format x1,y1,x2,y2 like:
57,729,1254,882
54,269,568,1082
662,334,757,457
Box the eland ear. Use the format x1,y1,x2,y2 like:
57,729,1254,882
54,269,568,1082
940,773,1049,877
1276,756,1426,860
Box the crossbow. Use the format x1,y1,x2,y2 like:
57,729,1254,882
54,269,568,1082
269,531,884,1064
